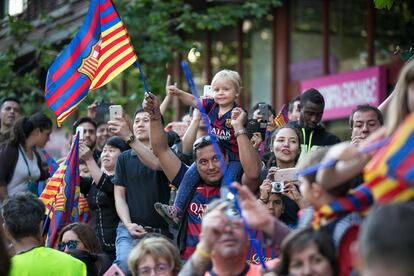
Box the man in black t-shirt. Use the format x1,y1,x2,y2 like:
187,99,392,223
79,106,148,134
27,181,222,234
109,108,174,274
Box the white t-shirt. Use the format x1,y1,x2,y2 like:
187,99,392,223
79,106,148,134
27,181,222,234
7,147,41,196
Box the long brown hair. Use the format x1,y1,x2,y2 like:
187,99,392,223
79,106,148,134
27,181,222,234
385,60,414,135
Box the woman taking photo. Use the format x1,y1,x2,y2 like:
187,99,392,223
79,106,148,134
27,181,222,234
262,125,305,226
79,136,130,261
0,113,52,201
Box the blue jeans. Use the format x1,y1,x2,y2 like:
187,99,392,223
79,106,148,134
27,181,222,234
114,223,141,274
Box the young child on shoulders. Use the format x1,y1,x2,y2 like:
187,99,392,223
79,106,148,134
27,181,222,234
154,69,243,225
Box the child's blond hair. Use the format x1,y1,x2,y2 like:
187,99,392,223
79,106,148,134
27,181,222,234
211,69,242,94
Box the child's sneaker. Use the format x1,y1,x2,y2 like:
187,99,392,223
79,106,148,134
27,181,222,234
154,202,181,226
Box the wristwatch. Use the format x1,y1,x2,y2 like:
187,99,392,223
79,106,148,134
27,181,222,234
234,128,248,138
125,134,135,144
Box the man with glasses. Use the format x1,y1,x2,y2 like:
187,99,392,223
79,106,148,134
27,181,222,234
143,93,262,260
2,192,86,275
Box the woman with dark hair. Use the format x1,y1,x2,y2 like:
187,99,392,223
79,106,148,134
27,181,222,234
275,227,338,276
57,222,111,276
0,112,52,201
261,126,304,226
79,136,130,260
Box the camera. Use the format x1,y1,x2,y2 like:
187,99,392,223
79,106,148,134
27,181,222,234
246,119,266,140
221,187,240,220
271,181,285,193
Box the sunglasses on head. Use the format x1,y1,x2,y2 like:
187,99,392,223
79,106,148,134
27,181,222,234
58,240,78,251
193,135,214,151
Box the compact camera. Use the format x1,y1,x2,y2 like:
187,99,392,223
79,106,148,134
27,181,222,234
271,181,285,193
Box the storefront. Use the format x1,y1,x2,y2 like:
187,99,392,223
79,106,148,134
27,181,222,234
187,0,411,137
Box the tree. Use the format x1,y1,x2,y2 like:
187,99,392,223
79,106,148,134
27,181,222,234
0,0,281,123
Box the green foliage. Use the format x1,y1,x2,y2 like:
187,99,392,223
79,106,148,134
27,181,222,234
374,0,396,9
0,0,282,122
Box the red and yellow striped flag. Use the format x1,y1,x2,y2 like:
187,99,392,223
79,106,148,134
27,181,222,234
364,113,414,204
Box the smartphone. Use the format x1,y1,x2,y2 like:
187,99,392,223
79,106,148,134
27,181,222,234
273,168,298,182
109,105,123,121
103,264,125,276
95,102,111,123
258,103,269,122
203,85,213,97
76,126,84,140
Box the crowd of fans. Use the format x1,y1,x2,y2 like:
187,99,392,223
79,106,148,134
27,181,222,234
1,59,414,276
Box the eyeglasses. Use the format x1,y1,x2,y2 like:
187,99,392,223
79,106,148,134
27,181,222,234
58,240,78,251
193,135,213,151
137,263,171,276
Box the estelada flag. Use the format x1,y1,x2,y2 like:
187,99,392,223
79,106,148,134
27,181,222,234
364,113,414,204
45,0,137,126
274,104,289,127
39,133,89,247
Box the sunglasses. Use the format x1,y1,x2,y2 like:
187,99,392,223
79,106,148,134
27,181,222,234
193,135,213,151
58,240,78,251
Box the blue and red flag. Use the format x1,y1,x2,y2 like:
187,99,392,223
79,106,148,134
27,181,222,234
274,104,289,127
364,113,414,204
37,149,59,196
45,0,137,126
39,133,89,247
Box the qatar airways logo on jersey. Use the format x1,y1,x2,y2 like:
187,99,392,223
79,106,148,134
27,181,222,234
211,127,231,141
189,203,209,220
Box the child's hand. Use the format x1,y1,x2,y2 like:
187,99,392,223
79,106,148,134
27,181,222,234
166,85,180,97
231,107,247,130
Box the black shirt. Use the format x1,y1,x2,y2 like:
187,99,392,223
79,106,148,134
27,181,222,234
80,174,119,258
113,149,170,230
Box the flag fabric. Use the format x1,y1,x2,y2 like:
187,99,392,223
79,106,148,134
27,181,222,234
37,149,59,196
274,104,289,127
364,113,414,204
45,0,137,126
41,149,59,176
39,133,89,247
311,184,374,229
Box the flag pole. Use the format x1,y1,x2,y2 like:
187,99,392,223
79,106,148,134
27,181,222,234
135,59,150,95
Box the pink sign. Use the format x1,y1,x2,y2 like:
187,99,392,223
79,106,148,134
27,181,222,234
300,66,387,121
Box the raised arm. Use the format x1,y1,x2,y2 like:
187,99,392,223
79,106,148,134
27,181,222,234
160,75,173,116
167,85,197,108
316,142,371,190
143,93,182,182
79,143,102,184
181,109,201,154
108,116,161,171
231,108,262,192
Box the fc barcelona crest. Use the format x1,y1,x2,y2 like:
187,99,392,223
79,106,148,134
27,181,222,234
225,119,232,128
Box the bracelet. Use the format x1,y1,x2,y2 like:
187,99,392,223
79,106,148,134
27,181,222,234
150,111,162,121
196,242,211,258
234,128,248,138
259,198,268,204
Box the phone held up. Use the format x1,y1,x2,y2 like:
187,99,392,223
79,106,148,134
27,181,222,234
271,168,298,194
203,85,214,98
109,105,123,121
